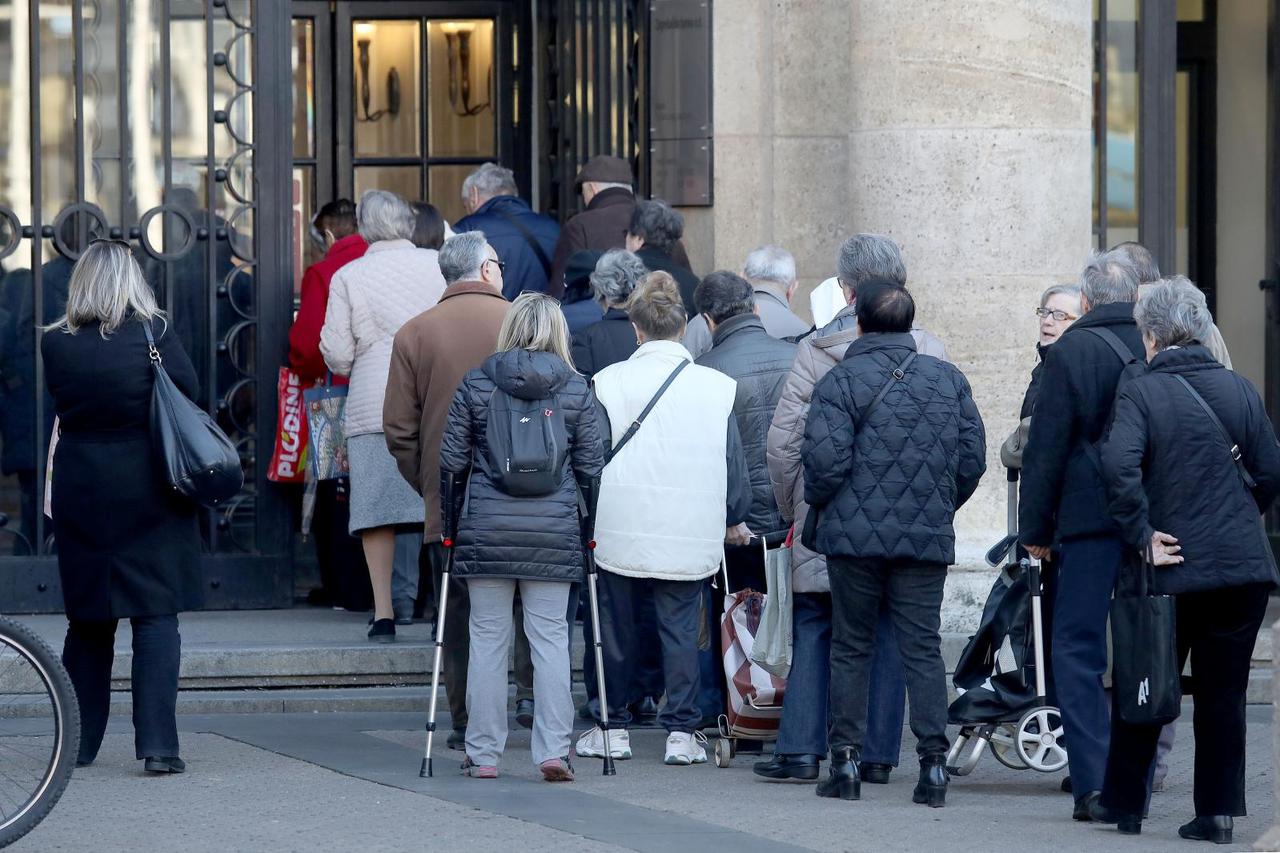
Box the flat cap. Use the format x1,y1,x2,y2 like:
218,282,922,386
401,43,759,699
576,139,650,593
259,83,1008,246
574,155,634,190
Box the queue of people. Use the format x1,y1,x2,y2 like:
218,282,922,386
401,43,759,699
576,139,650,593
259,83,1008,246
38,154,1278,848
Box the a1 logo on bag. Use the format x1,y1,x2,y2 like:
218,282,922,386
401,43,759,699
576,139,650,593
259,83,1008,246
1136,677,1149,707
485,390,568,497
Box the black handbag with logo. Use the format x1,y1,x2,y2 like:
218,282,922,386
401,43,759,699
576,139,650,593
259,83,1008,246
142,321,243,507
1109,547,1180,726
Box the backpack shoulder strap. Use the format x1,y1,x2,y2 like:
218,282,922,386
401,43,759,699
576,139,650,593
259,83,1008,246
604,360,689,465
1083,326,1139,364
497,211,553,279
1170,373,1257,489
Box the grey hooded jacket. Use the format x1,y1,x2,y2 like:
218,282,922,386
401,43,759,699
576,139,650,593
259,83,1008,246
766,303,948,592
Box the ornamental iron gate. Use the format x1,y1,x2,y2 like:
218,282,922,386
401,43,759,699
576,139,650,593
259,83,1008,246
0,0,293,611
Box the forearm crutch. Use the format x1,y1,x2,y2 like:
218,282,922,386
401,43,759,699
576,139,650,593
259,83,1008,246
420,538,453,779
583,539,616,776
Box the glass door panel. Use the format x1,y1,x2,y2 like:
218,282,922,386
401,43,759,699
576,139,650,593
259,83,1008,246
427,19,496,157
352,19,423,159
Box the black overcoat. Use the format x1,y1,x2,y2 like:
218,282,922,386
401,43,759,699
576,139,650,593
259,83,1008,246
42,317,204,620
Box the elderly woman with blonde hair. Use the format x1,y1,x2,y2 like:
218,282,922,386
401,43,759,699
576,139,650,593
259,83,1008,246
438,292,604,781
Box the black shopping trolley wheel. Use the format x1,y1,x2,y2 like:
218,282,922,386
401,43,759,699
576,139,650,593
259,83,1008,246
1014,706,1069,772
990,723,1029,770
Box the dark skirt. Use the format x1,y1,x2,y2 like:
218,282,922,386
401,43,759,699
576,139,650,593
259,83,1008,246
51,431,203,621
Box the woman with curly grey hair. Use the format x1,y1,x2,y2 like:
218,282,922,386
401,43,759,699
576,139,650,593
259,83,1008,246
1094,276,1280,842
569,248,649,380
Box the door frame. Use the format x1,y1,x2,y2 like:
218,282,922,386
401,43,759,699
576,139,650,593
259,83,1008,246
333,0,516,203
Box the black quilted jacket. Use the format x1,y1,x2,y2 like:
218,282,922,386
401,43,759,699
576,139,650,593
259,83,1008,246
697,313,797,537
439,348,605,582
801,333,986,563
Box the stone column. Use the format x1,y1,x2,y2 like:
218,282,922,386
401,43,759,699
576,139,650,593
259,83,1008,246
701,0,1093,628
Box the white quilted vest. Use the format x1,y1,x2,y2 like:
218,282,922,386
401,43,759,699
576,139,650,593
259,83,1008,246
592,340,736,581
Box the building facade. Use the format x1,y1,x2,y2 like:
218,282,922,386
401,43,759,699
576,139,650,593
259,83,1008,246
0,0,1274,617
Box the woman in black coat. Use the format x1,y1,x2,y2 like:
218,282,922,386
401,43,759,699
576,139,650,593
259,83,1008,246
569,248,647,380
439,292,603,781
42,240,201,774
1097,276,1280,842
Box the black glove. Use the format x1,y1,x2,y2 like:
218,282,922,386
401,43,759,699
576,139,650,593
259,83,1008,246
440,470,467,544
578,476,600,543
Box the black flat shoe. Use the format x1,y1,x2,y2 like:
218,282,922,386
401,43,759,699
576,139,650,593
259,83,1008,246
144,756,186,774
515,699,534,729
1087,798,1141,834
367,618,396,643
911,755,948,808
1060,775,1072,794
1178,816,1233,844
861,762,892,784
633,696,660,722
447,728,466,751
1073,790,1102,821
815,747,860,800
753,754,820,781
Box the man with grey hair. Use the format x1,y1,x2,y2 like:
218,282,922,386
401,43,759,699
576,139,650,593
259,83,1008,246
384,229,510,750
683,245,810,358
1019,248,1145,821
570,249,648,380
453,162,559,299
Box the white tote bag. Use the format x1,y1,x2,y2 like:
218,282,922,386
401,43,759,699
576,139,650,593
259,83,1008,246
750,536,793,679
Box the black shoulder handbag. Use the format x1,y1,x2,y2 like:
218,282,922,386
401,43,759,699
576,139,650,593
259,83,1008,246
142,321,244,507
801,351,917,551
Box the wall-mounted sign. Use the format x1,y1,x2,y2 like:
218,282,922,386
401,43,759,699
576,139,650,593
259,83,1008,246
648,0,713,206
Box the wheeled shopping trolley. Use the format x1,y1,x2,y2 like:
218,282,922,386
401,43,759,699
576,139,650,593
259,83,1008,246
945,469,1068,776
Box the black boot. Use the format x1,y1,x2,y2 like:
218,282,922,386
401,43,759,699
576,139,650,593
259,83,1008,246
912,754,948,807
1088,798,1142,835
752,754,820,781
815,747,860,800
1178,816,1232,844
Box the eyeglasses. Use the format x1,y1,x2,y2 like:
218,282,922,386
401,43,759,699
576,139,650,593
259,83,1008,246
484,257,506,273
1035,307,1077,322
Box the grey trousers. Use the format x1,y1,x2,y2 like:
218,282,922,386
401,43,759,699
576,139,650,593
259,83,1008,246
391,531,423,610
465,578,573,767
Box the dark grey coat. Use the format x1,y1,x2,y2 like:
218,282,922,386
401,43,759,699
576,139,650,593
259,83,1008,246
1101,345,1280,594
439,348,605,582
696,313,797,538
802,332,987,564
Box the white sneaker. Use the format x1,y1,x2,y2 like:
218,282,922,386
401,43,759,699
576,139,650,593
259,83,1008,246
664,731,708,765
575,726,631,760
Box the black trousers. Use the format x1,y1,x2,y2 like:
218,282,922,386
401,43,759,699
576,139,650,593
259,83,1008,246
583,583,663,707
62,614,181,762
828,557,949,758
426,543,469,730
1101,582,1270,817
593,571,703,733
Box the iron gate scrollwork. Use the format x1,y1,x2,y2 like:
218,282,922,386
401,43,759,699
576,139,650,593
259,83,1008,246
0,0,293,611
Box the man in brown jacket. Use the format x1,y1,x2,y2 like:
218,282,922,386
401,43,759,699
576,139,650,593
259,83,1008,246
547,155,690,297
384,231,509,749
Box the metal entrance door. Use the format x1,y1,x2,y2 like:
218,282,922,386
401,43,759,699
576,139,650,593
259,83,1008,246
0,1,294,611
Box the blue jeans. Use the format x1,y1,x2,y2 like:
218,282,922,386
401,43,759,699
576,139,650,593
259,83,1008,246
1053,534,1124,801
775,591,906,764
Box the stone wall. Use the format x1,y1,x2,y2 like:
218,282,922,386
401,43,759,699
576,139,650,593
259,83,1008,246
691,0,1094,628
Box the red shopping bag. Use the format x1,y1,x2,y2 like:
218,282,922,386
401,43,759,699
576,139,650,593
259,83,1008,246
268,367,309,483
721,588,786,739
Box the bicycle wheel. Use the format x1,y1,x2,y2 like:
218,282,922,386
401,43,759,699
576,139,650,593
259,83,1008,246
0,616,80,848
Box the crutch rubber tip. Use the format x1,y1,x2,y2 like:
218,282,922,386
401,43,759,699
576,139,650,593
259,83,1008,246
421,757,431,778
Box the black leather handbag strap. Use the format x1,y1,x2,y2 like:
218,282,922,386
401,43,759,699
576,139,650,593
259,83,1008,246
498,211,553,279
140,319,163,366
1084,326,1139,365
1170,373,1258,489
604,360,689,465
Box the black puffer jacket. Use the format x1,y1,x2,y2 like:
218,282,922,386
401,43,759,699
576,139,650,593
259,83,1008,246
439,348,605,582
697,314,797,537
1019,302,1144,546
802,333,987,563
570,308,637,380
1101,345,1280,594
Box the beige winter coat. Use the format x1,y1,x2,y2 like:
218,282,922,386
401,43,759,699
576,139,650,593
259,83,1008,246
766,303,949,593
319,239,446,437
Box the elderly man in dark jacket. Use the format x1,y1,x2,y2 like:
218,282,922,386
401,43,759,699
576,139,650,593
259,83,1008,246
803,281,985,806
1018,249,1143,820
454,163,559,299
547,156,689,297
1095,278,1280,842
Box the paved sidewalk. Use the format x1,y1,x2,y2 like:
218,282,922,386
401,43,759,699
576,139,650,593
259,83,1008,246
14,704,1274,852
